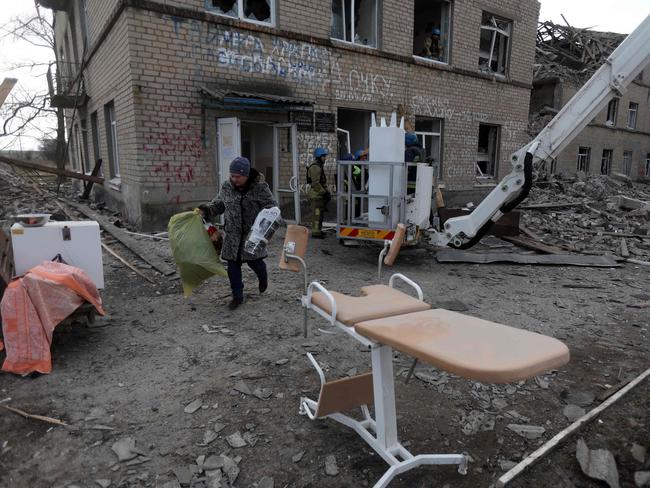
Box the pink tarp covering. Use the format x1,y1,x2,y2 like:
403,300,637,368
0,261,105,375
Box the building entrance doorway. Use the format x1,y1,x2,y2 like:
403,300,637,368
216,117,300,222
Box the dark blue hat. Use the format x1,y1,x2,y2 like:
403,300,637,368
230,156,250,176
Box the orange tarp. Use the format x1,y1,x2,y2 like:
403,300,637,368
0,261,105,375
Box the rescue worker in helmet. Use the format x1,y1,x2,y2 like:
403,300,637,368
421,27,443,60
405,132,425,195
307,147,330,238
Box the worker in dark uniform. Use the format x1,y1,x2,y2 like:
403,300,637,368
405,132,425,195
307,147,330,238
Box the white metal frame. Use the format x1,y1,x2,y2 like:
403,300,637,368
577,146,591,172
330,0,378,48
622,150,633,176
205,0,276,27
273,123,300,223
299,274,468,487
627,101,639,129
479,13,512,75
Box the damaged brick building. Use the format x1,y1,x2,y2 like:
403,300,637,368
42,0,539,229
531,21,650,181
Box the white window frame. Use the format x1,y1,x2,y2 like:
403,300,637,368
577,146,590,172
476,123,500,180
205,0,276,27
622,150,633,176
330,0,378,48
108,105,121,179
627,102,638,129
606,99,618,126
601,149,612,175
411,0,452,65
414,119,443,179
479,13,512,75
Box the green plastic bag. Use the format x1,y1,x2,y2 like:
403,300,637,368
168,209,227,297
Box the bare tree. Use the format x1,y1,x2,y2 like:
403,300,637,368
0,7,65,168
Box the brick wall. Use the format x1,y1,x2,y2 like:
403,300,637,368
54,0,541,228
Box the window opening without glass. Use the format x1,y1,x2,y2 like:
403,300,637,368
577,146,591,172
331,0,377,47
412,0,451,63
601,149,612,175
627,102,638,129
476,124,499,179
207,0,273,25
479,12,511,75
606,99,618,126
414,117,443,178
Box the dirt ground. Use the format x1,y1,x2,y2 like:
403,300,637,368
1,213,649,487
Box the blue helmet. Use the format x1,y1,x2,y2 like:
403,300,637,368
431,27,441,36
405,132,418,146
313,147,328,158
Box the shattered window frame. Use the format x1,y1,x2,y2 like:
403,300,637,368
577,146,591,172
622,150,633,176
645,153,650,178
330,0,378,48
412,0,452,64
205,0,275,27
414,117,444,179
601,149,613,175
606,99,618,126
478,12,512,76
627,102,638,129
104,102,121,180
476,123,500,181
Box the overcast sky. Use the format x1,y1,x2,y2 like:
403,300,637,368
1,1,649,150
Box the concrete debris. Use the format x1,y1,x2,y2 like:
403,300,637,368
498,459,517,471
507,424,545,440
576,438,620,488
325,455,339,476
563,404,586,422
203,455,225,470
252,387,273,400
111,437,139,462
521,175,650,260
292,451,305,463
173,466,193,486
275,358,289,366
184,399,202,414
461,410,495,436
257,476,274,488
233,381,252,396
635,472,650,488
631,443,647,464
158,480,182,488
200,428,218,446
565,390,596,407
226,432,247,448
94,480,111,488
221,454,240,485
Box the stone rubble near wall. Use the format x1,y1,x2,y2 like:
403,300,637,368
521,173,650,261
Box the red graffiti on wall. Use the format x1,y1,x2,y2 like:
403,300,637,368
143,126,204,159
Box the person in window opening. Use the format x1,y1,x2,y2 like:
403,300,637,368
245,0,271,21
198,157,277,310
307,147,331,239
405,132,426,195
212,0,237,17
421,27,443,60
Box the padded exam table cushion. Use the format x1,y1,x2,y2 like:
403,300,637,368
311,284,431,326
355,309,570,383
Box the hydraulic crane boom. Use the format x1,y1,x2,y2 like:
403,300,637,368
430,13,650,249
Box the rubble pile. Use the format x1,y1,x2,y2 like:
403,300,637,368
0,164,71,229
535,21,626,84
521,174,650,260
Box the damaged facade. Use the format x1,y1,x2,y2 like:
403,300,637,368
531,22,650,181
43,0,539,229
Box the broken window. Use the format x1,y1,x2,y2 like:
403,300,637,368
606,99,618,126
601,149,612,175
627,102,638,129
415,117,443,178
331,0,377,47
90,111,102,175
412,0,451,63
476,124,499,179
622,150,633,176
577,147,590,172
479,12,511,75
104,101,120,179
645,153,650,178
207,0,274,25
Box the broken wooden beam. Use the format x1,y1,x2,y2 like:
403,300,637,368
101,243,155,284
435,250,621,267
502,235,565,254
0,156,104,184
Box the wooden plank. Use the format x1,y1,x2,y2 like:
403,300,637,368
435,250,621,267
0,156,104,184
63,199,175,276
502,235,565,254
497,368,650,487
101,243,155,284
81,158,103,199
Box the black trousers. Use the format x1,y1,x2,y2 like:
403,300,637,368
226,258,267,300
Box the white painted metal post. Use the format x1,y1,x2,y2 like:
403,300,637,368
371,345,399,450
